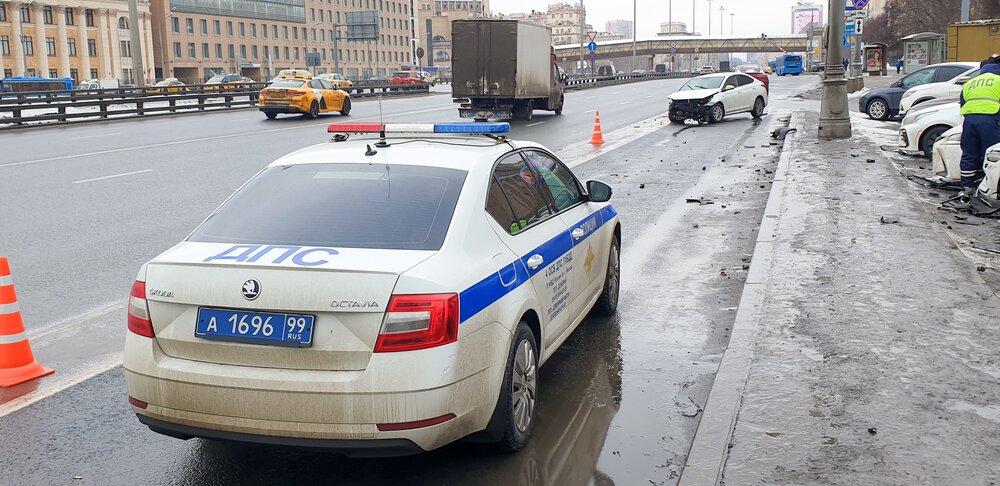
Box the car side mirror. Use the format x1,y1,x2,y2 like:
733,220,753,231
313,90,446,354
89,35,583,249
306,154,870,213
587,181,613,202
723,85,735,92
957,76,972,85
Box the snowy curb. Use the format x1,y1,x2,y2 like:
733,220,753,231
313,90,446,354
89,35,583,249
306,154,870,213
677,112,801,485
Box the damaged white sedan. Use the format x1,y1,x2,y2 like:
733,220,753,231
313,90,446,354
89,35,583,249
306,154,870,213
668,73,768,124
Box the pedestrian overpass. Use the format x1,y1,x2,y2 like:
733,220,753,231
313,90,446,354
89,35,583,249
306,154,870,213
554,35,811,64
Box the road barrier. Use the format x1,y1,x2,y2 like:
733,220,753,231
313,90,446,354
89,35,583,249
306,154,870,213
0,82,430,129
564,71,695,91
0,257,53,388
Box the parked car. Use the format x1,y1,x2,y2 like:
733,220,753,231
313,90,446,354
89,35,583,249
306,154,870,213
419,71,437,86
859,62,976,120
205,73,253,91
258,77,351,119
390,71,428,85
700,66,716,74
667,72,767,124
931,126,963,182
811,63,826,72
76,78,120,91
899,64,980,114
317,73,354,89
735,64,769,93
898,101,962,158
152,78,186,93
369,75,390,82
691,68,701,75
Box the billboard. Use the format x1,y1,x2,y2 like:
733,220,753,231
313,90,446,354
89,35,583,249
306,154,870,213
791,7,823,35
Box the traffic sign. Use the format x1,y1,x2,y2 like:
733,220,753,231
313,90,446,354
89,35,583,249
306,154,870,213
589,52,596,61
855,19,864,35
588,41,597,52
670,46,677,54
587,31,597,42
851,0,869,8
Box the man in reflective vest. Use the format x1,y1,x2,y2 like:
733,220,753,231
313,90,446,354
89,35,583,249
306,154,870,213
959,63,1000,197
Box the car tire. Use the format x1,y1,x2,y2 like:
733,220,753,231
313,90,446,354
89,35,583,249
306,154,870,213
920,125,950,159
669,113,687,124
866,98,890,121
488,321,538,452
307,101,319,119
709,103,725,123
340,98,351,116
524,100,534,121
751,97,765,119
592,235,620,316
554,96,564,115
264,111,277,120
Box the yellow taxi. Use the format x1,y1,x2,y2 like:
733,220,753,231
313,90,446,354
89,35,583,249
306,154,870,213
259,77,352,119
763,66,774,75
152,78,186,93
317,73,353,89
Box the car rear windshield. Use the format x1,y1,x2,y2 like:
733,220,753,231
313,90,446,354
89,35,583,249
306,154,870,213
739,65,762,73
393,72,411,77
206,75,226,83
188,163,468,250
682,77,724,90
269,80,305,88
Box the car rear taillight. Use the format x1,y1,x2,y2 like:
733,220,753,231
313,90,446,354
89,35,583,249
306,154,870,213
289,89,307,96
374,294,459,353
127,280,155,338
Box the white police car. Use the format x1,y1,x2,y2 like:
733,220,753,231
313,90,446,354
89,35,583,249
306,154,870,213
123,122,621,455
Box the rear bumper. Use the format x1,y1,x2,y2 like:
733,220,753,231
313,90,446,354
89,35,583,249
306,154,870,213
137,415,423,457
259,101,307,114
123,322,510,452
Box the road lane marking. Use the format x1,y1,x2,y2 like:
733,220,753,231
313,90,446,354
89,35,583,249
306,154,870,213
558,111,672,169
0,352,121,418
28,300,125,341
72,169,152,184
620,101,630,105
525,121,546,127
71,132,122,140
0,106,455,169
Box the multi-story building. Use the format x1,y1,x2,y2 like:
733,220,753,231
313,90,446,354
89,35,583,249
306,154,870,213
660,21,687,35
0,0,154,84
414,0,488,73
546,2,589,46
605,19,631,38
150,0,415,83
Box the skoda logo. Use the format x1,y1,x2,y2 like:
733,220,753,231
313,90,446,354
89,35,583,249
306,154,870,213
242,279,261,301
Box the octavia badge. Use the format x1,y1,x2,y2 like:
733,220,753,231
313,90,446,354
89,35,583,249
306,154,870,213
242,279,261,300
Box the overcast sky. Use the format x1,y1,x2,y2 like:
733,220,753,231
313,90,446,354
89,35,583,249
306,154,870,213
491,0,824,38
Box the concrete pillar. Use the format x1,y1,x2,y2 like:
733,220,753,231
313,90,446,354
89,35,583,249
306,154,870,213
33,3,48,76
96,8,111,77
10,2,25,76
142,12,153,81
55,4,69,77
76,7,91,79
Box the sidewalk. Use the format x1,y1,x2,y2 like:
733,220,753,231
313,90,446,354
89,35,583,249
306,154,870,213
693,110,1000,484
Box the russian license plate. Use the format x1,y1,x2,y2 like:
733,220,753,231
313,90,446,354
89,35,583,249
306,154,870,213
196,308,315,347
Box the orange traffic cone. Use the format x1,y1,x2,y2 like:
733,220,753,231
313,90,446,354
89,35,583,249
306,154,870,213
0,257,53,388
590,111,606,145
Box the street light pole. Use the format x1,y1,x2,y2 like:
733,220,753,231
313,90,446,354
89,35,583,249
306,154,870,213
818,0,851,139
707,0,712,35
961,0,971,22
128,0,145,86
579,0,585,74
632,0,637,72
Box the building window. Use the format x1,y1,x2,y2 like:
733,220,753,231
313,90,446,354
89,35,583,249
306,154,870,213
119,17,128,29
67,39,77,56
292,27,298,40
321,30,325,42
262,24,268,39
173,42,181,58
214,20,221,35
172,17,179,34
202,43,209,58
228,44,234,59
121,40,132,57
252,45,258,59
282,26,288,39
215,43,222,59
90,68,97,79
27,69,36,77
0,5,6,22
0,36,8,56
123,68,132,85
227,21,233,36
188,43,196,58
65,8,74,25
186,18,193,34
46,37,56,56
294,47,299,60
20,5,30,23
310,8,314,21
283,46,289,60
201,19,208,35
49,68,58,78
251,24,257,38
5,68,13,78
70,68,78,80
272,45,278,60
239,22,245,37
85,9,94,26
87,39,97,56
240,44,246,58
43,6,53,24
272,25,277,38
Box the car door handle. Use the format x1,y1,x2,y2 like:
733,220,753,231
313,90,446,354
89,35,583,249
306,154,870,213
571,228,585,240
526,254,544,270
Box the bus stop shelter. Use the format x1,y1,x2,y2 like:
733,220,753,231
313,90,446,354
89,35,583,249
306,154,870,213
901,32,946,74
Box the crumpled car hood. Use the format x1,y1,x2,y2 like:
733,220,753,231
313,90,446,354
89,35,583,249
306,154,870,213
668,88,719,101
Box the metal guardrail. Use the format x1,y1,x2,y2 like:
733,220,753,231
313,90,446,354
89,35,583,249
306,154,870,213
564,71,695,90
0,82,430,129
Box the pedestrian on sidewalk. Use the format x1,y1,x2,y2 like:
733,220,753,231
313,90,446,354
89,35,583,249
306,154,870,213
958,62,1000,201
895,58,903,74
843,58,849,70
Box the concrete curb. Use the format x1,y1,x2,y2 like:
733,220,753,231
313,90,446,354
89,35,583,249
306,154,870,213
676,112,803,485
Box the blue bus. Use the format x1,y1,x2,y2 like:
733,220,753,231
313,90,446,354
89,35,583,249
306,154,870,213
0,77,74,95
775,54,803,76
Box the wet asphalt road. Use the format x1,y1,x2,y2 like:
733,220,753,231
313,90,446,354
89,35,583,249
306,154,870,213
0,75,817,485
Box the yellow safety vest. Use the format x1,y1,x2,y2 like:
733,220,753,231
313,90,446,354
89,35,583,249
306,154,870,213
961,73,1000,116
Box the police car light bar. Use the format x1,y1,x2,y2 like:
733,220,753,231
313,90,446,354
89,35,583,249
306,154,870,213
327,122,510,134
